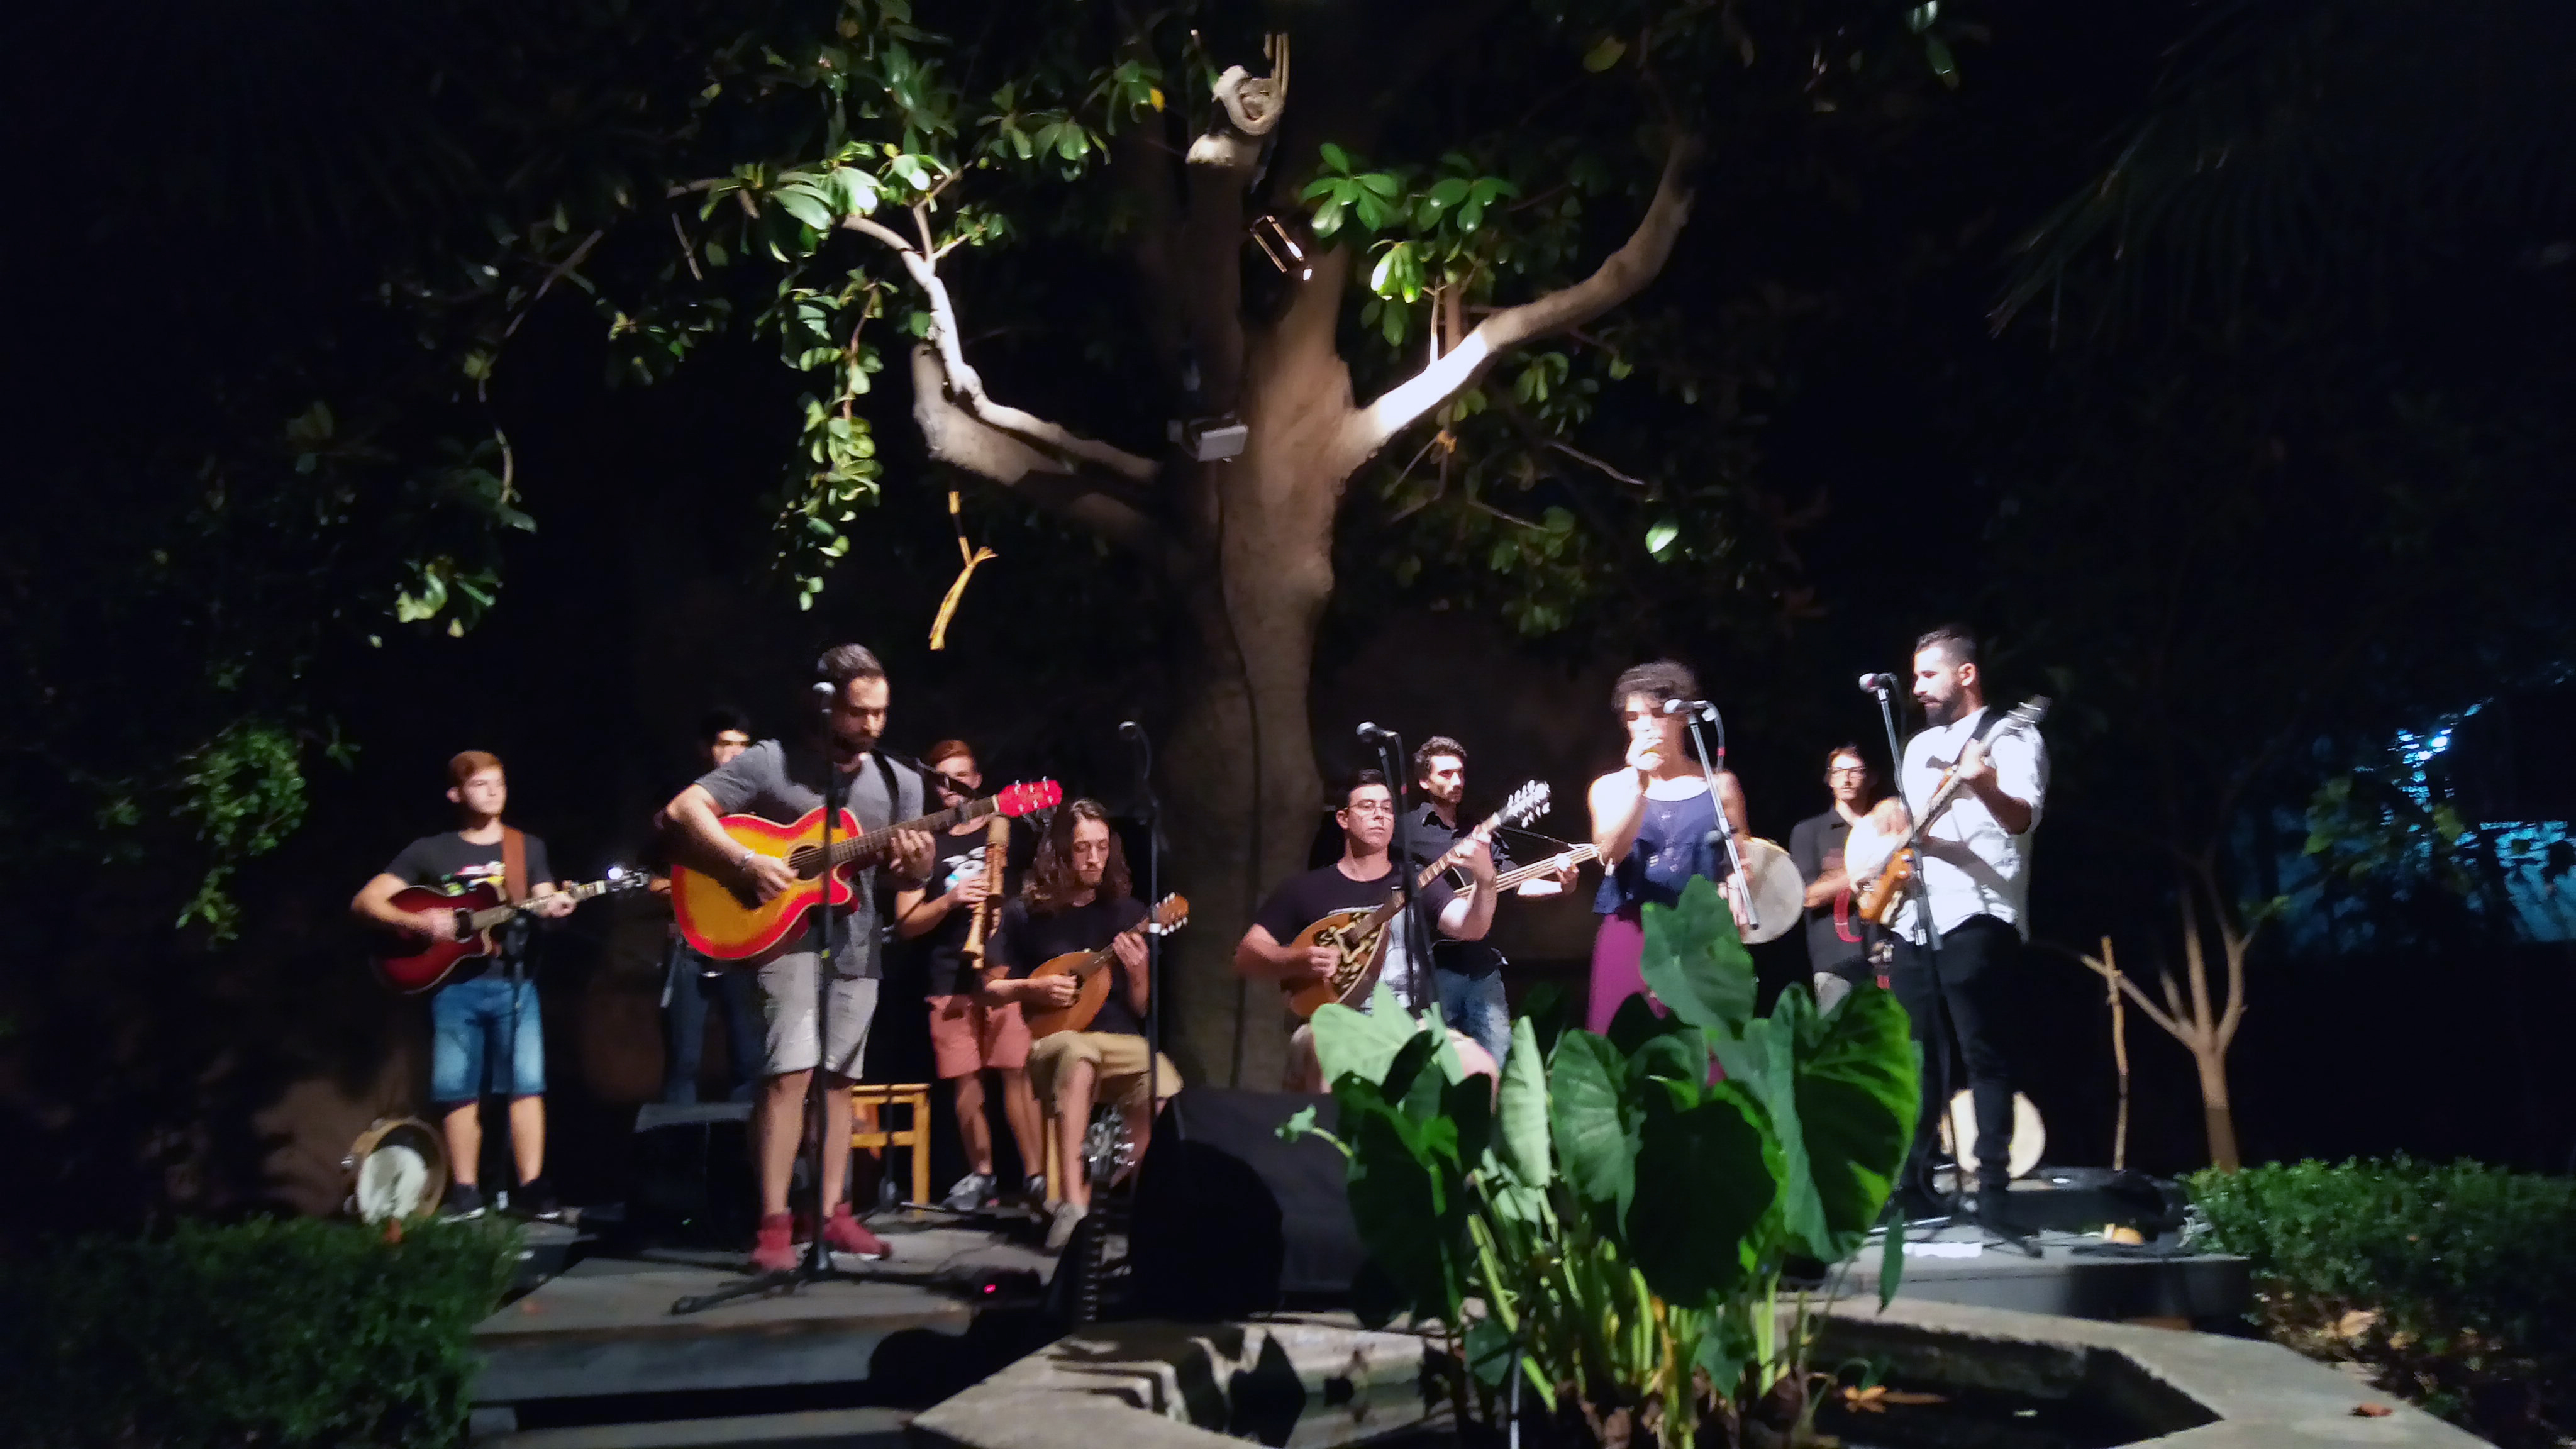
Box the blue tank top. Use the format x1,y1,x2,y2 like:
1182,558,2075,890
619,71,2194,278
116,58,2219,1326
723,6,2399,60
1594,786,1727,914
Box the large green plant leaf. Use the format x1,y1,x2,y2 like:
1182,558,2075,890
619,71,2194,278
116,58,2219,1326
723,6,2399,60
1312,984,1462,1094
1338,1089,1464,1318
1548,1030,1638,1216
1497,1016,1551,1188
1638,876,1757,1032
1740,985,1919,1262
1626,1088,1774,1306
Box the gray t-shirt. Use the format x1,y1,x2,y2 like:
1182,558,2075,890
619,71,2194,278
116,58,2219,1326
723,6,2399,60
696,739,926,978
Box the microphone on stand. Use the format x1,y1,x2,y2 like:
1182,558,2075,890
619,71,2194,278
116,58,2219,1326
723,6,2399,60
1118,720,1146,741
1356,721,1397,743
1660,698,1717,720
1858,672,1899,694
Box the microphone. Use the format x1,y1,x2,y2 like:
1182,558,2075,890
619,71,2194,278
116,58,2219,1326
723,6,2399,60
1118,721,1145,740
813,679,835,710
1661,698,1716,719
1858,673,1899,694
1356,721,1397,743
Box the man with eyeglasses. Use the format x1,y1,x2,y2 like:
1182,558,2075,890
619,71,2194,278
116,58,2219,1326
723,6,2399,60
1235,769,1498,1090
1789,743,1881,1012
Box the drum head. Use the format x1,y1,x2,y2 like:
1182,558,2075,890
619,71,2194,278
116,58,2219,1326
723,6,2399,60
1736,838,1804,945
1938,1091,2046,1181
345,1117,449,1223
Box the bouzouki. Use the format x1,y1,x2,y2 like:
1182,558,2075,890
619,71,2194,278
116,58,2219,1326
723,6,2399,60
1852,697,2051,926
1470,843,1601,894
1282,781,1552,1019
1022,894,1191,1040
374,869,645,994
672,780,1062,961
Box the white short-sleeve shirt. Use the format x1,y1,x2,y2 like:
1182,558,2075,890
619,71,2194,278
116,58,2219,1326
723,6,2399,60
1844,706,2048,943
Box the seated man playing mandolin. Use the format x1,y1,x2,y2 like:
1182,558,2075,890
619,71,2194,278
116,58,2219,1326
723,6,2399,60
1236,770,1500,1092
350,750,575,1221
982,799,1177,1251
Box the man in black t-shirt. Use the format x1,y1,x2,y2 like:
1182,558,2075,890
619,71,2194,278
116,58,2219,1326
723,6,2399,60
893,739,1043,1210
1405,736,1577,1065
351,750,575,1220
654,708,762,1104
1236,769,1498,1091
982,799,1174,1249
1788,743,1880,1013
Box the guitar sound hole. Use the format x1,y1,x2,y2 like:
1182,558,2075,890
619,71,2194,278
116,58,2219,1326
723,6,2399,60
784,847,821,877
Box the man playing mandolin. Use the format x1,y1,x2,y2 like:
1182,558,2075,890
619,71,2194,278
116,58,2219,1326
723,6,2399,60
982,799,1176,1251
660,645,935,1270
1845,625,2048,1214
352,751,575,1221
1237,770,1500,1091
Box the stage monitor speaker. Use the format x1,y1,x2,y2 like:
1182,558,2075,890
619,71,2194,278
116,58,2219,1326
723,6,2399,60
1130,1087,1363,1318
1992,1167,2189,1238
628,1101,758,1248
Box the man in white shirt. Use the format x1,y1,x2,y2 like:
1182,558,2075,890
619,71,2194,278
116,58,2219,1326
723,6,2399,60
1846,625,2047,1207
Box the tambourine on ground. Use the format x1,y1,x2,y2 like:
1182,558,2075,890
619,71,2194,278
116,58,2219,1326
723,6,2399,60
341,1116,450,1224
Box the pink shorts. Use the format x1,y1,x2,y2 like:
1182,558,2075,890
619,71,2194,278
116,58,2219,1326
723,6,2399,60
926,994,1031,1079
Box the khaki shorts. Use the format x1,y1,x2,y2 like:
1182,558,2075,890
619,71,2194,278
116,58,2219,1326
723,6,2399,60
927,994,1031,1079
1028,1031,1181,1113
755,949,877,1078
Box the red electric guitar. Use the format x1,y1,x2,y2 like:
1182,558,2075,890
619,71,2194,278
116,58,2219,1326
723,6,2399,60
373,869,645,994
671,780,1062,962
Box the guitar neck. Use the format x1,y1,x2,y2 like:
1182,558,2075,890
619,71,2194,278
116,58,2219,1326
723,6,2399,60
464,877,608,933
1490,846,1599,893
819,799,989,870
1360,812,1507,934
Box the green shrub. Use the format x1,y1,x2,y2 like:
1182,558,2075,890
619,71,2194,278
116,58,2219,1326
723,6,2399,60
2189,1157,2575,1449
0,1216,520,1449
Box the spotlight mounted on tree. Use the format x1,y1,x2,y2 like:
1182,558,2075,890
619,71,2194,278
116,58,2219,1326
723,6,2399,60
1250,214,1311,281
1168,413,1248,462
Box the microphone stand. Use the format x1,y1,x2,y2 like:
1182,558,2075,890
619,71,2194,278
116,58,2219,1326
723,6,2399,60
1365,728,1432,1018
1679,703,1758,940
1123,726,1163,1116
1865,680,2033,1257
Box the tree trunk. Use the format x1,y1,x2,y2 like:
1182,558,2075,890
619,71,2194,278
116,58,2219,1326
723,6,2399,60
2191,1043,2241,1172
1159,269,1354,1087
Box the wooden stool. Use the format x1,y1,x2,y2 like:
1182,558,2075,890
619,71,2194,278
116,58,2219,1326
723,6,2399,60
849,1082,933,1209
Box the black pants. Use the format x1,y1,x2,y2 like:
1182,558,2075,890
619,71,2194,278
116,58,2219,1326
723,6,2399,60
1885,915,2023,1192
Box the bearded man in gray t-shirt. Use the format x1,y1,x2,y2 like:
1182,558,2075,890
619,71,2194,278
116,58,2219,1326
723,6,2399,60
662,644,933,1270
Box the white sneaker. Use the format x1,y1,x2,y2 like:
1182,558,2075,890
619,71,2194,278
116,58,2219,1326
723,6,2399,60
1045,1199,1089,1252
941,1170,995,1211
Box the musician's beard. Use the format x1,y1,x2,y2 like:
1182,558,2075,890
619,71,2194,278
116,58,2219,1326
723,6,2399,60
1921,692,1967,728
826,726,878,763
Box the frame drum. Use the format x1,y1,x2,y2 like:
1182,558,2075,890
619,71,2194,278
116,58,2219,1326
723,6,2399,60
342,1116,450,1223
1736,838,1804,945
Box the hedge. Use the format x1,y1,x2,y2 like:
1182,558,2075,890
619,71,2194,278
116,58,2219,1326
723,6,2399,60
2189,1157,2575,1449
1,1216,520,1448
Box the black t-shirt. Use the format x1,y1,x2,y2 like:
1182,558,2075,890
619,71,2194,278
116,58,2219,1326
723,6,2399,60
991,895,1150,1036
1253,861,1457,1008
1404,804,1514,978
384,830,555,983
916,826,1016,997
1788,809,1866,977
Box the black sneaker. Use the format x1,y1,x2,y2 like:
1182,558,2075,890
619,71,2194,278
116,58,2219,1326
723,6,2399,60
513,1175,565,1222
441,1183,486,1220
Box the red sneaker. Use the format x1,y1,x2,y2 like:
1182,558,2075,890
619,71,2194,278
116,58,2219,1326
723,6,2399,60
820,1204,889,1260
751,1212,797,1273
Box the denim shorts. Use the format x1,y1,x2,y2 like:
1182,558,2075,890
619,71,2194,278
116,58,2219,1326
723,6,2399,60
430,974,545,1103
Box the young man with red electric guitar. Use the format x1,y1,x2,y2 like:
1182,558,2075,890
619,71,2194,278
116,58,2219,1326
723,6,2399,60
892,738,1046,1212
981,799,1179,1251
351,751,576,1221
1236,770,1500,1093
659,644,936,1270
1843,625,2050,1216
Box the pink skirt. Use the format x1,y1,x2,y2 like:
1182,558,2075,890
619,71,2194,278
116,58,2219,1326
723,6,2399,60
1588,908,1648,1036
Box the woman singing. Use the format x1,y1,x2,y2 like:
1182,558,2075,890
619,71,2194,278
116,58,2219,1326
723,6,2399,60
1585,660,1752,1035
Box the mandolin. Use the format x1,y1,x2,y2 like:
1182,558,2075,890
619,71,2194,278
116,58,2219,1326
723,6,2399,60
374,869,646,994
1282,781,1551,1019
1021,894,1191,1040
1852,697,2050,926
672,780,1062,961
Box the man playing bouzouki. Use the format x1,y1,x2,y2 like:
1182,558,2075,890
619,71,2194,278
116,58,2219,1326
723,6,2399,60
1845,625,2048,1213
1235,769,1499,1092
981,799,1177,1250
660,644,935,1270
351,750,575,1221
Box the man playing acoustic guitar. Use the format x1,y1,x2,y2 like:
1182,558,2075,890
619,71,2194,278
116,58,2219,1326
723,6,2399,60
981,799,1177,1251
352,751,575,1221
660,645,935,1270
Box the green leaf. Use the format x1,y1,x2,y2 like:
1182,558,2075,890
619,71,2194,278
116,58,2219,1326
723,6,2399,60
1548,1030,1638,1215
1787,985,1920,1259
1357,171,1401,200
1626,1089,1773,1306
1582,36,1628,72
1428,176,1472,208
1637,876,1757,1033
1645,521,1679,557
1318,142,1352,174
1879,1196,1908,1309
772,183,833,232
1496,1016,1551,1187
1924,35,1959,87
1311,195,1346,238
1465,1316,1517,1387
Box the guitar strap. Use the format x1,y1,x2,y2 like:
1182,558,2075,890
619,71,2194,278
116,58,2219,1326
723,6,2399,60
501,826,528,903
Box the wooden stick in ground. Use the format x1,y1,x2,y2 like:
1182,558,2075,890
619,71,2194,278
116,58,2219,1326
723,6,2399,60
2103,935,2129,1174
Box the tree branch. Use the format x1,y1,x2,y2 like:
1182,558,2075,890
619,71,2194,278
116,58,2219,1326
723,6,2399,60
844,216,1159,484
1335,134,1701,470
908,347,1174,567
